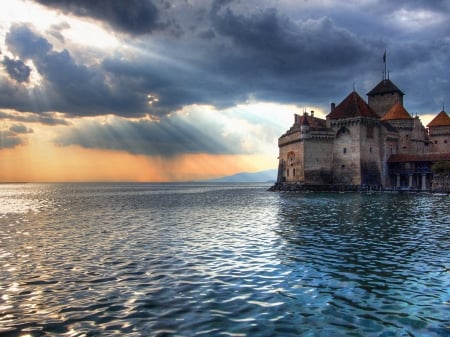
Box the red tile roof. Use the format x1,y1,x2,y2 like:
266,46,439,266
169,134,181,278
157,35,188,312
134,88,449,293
427,110,450,127
381,102,412,121
388,153,450,163
327,91,379,119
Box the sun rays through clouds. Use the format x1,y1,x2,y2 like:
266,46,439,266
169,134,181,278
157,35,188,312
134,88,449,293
0,0,448,181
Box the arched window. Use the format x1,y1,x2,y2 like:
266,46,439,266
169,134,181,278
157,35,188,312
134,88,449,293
336,127,351,137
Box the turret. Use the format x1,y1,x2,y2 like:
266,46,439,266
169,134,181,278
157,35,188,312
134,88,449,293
300,112,311,139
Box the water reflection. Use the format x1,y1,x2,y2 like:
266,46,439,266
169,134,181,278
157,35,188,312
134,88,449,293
275,192,450,336
0,185,448,337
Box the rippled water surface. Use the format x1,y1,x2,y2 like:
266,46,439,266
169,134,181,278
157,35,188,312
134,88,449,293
0,183,449,336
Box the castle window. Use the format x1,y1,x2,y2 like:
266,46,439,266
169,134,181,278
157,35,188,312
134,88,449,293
287,151,295,165
341,164,345,169
286,168,289,177
367,126,374,139
435,140,438,144
343,147,347,154
445,140,448,144
370,147,372,153
293,168,296,176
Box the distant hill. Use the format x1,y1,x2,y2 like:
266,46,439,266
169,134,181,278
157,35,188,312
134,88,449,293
206,169,277,183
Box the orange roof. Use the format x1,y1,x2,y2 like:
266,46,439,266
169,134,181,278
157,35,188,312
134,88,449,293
327,91,379,119
381,102,412,121
427,110,450,127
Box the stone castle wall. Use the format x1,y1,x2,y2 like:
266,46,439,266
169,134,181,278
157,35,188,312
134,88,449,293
368,92,403,118
429,126,450,153
331,123,361,185
303,138,333,184
278,135,304,183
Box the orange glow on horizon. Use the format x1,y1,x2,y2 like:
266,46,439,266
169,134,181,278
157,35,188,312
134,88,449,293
0,145,276,183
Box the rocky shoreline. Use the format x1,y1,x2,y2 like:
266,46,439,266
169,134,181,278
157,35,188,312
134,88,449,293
268,182,450,194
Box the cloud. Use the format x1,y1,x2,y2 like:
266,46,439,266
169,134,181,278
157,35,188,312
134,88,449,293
2,56,31,82
55,105,281,157
0,110,68,126
0,124,32,149
1,0,449,125
32,0,163,35
4,24,149,116
0,130,23,149
9,123,33,134
210,4,370,72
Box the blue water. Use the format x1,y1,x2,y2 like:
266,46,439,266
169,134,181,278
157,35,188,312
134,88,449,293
0,183,449,337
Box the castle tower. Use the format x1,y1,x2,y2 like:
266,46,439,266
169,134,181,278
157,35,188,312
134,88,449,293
327,91,382,187
427,110,450,153
381,102,414,154
367,79,404,118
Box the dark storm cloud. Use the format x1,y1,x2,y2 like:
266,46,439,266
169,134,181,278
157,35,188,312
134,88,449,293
206,2,376,104
32,0,162,35
56,114,247,156
376,0,450,12
98,1,378,116
210,4,369,72
2,56,31,83
2,0,449,127
4,24,149,117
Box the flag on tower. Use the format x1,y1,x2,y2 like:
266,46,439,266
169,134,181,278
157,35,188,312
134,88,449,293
383,50,386,63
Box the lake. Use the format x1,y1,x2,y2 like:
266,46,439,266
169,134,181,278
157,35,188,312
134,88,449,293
0,183,449,336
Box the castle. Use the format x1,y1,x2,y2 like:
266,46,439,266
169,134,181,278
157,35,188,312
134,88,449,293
275,76,450,191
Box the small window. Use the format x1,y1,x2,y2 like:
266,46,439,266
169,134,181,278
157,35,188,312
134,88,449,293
286,168,289,177
367,126,374,139
341,164,345,169
293,168,296,176
435,140,438,144
370,147,372,153
343,148,347,154
445,140,448,144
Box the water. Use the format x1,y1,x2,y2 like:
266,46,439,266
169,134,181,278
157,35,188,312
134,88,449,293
0,183,449,337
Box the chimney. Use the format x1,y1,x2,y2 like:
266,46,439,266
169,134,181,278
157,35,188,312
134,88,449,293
310,110,314,117
331,102,335,112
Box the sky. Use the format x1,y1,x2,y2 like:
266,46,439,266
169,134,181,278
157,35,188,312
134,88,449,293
0,0,449,182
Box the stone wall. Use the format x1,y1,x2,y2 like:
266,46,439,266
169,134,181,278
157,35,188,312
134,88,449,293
368,92,402,118
431,175,450,193
278,136,304,183
331,125,361,185
359,122,382,186
304,138,333,184
429,126,450,153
